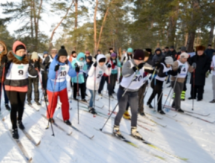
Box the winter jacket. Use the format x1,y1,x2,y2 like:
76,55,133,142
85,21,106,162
152,48,164,67
28,56,42,78
47,55,76,92
189,53,211,85
110,58,121,74
43,55,54,71
86,56,93,71
86,54,111,90
71,52,88,84
205,48,215,61
121,53,133,65
4,51,37,92
0,41,8,81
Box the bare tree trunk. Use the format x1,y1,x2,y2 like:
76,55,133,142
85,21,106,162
75,0,78,29
186,31,196,52
48,0,75,52
97,5,110,50
208,19,215,45
30,0,34,41
94,0,99,54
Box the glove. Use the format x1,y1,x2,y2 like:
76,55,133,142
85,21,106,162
75,66,80,73
54,64,60,71
114,62,117,66
155,62,159,67
167,70,174,75
1,56,7,64
94,62,97,67
123,57,126,61
177,65,183,73
107,64,111,68
138,62,145,69
192,63,197,69
132,66,137,72
65,60,68,64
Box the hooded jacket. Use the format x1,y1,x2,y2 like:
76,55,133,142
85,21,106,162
47,55,76,92
86,54,111,90
71,52,88,84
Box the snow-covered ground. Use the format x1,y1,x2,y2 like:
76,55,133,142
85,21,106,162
0,73,215,163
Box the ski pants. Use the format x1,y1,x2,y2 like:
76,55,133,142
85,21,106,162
138,82,147,113
46,88,69,121
6,91,26,129
27,77,39,103
42,71,48,97
171,81,184,110
147,79,163,111
190,84,204,100
73,83,85,100
110,74,117,94
115,87,139,127
98,76,112,96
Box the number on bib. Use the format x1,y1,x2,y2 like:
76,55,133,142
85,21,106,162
18,70,24,75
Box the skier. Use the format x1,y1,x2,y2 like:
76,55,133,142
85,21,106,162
147,56,177,114
0,41,10,111
110,53,121,96
27,52,42,105
188,45,211,101
98,54,112,96
86,54,111,114
121,48,133,65
113,49,146,139
210,53,215,103
4,41,38,139
68,51,77,63
42,48,57,101
46,46,76,125
71,52,88,101
41,51,49,102
171,52,194,112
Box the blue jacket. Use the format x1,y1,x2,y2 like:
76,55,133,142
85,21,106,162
71,52,88,84
47,55,76,92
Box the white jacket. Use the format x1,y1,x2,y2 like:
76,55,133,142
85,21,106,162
86,54,111,90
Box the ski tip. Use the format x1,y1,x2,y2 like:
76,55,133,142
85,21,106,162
99,128,102,131
90,135,95,139
28,157,33,162
36,141,41,146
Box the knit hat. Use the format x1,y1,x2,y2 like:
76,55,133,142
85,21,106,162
86,56,92,62
196,45,205,51
43,51,48,55
105,53,111,58
58,46,68,57
180,52,189,59
134,49,145,60
164,57,174,65
31,51,38,60
13,41,26,53
180,46,186,52
127,48,133,53
111,53,117,57
170,46,174,49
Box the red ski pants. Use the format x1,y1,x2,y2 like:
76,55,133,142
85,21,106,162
46,88,69,121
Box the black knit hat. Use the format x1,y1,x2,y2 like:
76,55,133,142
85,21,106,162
99,58,106,63
58,46,68,57
134,49,145,60
15,45,26,52
145,48,152,53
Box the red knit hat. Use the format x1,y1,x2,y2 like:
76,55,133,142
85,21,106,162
134,49,145,60
12,41,26,53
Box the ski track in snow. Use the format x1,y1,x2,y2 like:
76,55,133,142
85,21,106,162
0,75,215,163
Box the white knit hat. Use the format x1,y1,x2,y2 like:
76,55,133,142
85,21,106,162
180,52,189,59
105,53,111,58
164,57,174,65
31,51,38,60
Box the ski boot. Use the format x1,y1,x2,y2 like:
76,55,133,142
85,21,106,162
210,99,215,103
12,128,19,139
5,104,11,111
81,99,87,103
18,121,25,130
158,110,165,115
123,110,131,120
177,108,184,113
181,91,185,101
35,101,41,106
27,101,32,105
64,120,72,126
131,127,143,140
113,125,124,139
49,118,55,123
147,103,153,109
89,108,97,114
139,111,145,116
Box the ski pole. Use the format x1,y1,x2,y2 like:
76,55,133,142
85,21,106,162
37,70,55,136
93,67,96,110
100,71,138,131
76,73,79,124
192,69,195,111
108,68,111,114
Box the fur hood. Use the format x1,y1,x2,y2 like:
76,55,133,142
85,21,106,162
0,41,8,64
7,51,29,64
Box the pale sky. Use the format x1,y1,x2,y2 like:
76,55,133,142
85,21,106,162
0,0,95,43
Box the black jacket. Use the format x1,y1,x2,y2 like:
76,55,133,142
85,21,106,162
189,53,211,85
